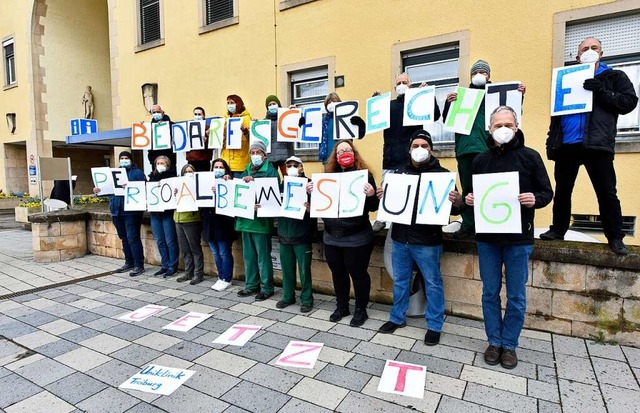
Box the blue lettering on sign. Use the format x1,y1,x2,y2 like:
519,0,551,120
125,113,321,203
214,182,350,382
554,64,590,113
284,181,303,211
139,366,186,380
418,179,455,214
407,88,434,122
130,377,163,391
301,107,321,142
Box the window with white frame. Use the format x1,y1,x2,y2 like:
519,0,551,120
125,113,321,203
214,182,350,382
565,13,640,138
290,67,328,150
139,0,162,45
204,0,234,26
402,43,459,145
3,38,15,86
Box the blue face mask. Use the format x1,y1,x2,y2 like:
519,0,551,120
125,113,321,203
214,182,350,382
213,168,225,178
152,113,163,121
227,104,236,114
268,106,278,115
251,155,263,167
119,159,131,168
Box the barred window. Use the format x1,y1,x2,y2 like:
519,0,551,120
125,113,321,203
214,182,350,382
205,0,234,26
140,0,161,45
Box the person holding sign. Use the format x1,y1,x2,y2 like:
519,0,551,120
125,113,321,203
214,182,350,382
147,104,176,174
542,37,638,255
465,106,552,369
443,60,526,239
264,95,294,176
276,156,317,313
173,164,205,285
93,151,147,277
221,95,251,176
186,106,213,172
147,156,179,278
202,158,237,292
236,141,281,301
311,140,379,327
376,130,464,345
318,93,342,164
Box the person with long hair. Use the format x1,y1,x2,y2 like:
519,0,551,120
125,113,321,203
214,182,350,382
148,155,179,278
220,94,251,176
309,140,379,327
203,158,237,292
174,164,205,285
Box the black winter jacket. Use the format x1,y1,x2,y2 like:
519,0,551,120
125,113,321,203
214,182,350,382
471,130,553,245
323,171,379,237
546,68,638,159
147,168,177,217
390,157,462,246
148,114,177,172
383,94,441,170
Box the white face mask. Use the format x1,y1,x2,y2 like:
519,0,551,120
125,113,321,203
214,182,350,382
156,165,167,173
152,113,163,121
184,172,194,177
286,167,299,177
471,73,487,87
119,159,131,168
492,127,516,145
395,84,409,95
411,147,430,163
580,49,600,64
227,103,236,114
268,104,278,115
251,155,263,167
326,102,337,113
193,115,203,121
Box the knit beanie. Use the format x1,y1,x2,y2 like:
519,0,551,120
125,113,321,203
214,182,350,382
249,141,267,155
265,95,281,108
119,151,133,159
470,60,491,76
409,130,433,150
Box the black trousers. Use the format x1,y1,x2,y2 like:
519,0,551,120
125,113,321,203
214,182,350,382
324,242,374,311
549,144,623,241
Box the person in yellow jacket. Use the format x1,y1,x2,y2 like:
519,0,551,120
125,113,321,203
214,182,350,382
221,94,251,176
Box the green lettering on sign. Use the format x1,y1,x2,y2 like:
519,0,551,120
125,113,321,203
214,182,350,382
480,181,511,224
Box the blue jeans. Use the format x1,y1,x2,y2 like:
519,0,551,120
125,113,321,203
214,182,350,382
112,213,144,268
208,240,234,282
390,241,444,332
476,242,533,350
150,213,179,271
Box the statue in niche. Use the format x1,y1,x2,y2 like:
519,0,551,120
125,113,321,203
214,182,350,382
142,83,158,114
82,86,94,119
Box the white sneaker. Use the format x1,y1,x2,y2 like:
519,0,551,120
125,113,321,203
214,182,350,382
212,280,231,292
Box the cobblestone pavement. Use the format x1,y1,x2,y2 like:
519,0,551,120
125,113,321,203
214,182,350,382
1,229,639,412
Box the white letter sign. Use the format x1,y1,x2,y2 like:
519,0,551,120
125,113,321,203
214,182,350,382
473,171,521,234
378,360,426,399
276,341,324,369
213,324,261,346
550,63,594,116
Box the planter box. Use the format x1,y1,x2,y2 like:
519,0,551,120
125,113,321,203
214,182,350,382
15,206,40,223
0,198,21,210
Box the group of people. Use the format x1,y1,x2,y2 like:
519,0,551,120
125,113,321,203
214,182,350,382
94,36,636,371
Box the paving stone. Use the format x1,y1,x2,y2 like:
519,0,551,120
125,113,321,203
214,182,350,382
527,379,560,403
76,387,140,413
556,353,597,385
118,299,153,311
155,297,190,309
87,359,140,388
558,379,607,413
60,310,102,325
266,321,317,340
286,314,334,332
195,317,235,334
164,341,212,361
58,327,102,343
410,342,475,364
463,382,536,413
460,364,527,394
537,365,558,384
150,354,194,370
472,352,537,380
123,402,168,413
258,309,296,322
436,395,497,413
591,356,639,390
431,333,486,353
34,339,81,358
315,364,371,392
38,319,80,336
13,330,59,349
328,324,376,341
317,345,354,366
369,332,415,351
344,354,386,377
0,321,39,339
90,304,128,318
425,371,466,398
553,335,588,357
194,349,255,376
183,365,240,397
518,335,553,353
160,327,207,341
237,315,276,328
278,398,333,413
240,363,303,393
361,377,441,412
309,332,360,352
516,347,555,367
397,350,463,378
221,380,290,413
336,391,417,413
0,367,10,378
111,344,163,367
586,342,626,361
288,377,349,410
223,341,282,364
10,356,75,387
4,390,75,413
37,290,69,299
197,297,238,309
51,294,83,304
105,324,152,341
352,341,400,361
600,383,640,413
252,331,296,350
40,303,79,318
84,317,122,332
0,373,43,408
80,333,131,355
134,332,182,351
45,371,108,404
55,347,111,372
441,323,486,341
538,401,562,413
622,346,640,368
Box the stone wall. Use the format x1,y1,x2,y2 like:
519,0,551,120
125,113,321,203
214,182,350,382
30,211,87,262
85,211,640,346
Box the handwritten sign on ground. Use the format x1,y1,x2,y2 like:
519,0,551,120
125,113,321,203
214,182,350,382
119,305,167,322
162,312,212,332
472,171,521,234
485,82,523,130
119,364,195,396
376,173,419,225
275,341,324,369
378,360,426,399
444,87,485,135
403,86,436,126
550,63,594,116
213,324,261,346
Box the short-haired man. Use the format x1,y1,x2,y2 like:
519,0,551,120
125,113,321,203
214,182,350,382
187,106,213,172
148,104,177,173
541,37,638,255
466,106,553,369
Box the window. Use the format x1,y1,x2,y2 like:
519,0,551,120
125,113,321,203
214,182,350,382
565,13,640,137
205,0,234,25
290,67,328,150
570,214,636,236
402,43,459,145
139,0,162,46
3,38,15,86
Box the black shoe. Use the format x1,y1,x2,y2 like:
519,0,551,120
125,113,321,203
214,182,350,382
255,292,274,301
176,274,192,283
372,221,386,232
424,330,441,346
300,303,313,313
501,349,518,369
276,300,294,309
154,268,167,276
453,227,474,239
378,321,406,334
115,264,133,273
189,275,204,285
484,345,502,365
350,308,368,327
163,269,176,278
609,239,629,256
237,288,259,297
129,267,145,277
539,229,564,240
329,308,350,322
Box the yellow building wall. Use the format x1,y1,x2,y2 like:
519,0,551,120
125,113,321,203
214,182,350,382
111,0,639,245
42,0,112,141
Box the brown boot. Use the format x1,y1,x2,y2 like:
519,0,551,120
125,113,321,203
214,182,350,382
484,345,501,366
500,349,518,369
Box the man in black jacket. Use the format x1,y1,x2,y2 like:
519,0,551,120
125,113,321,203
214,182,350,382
148,104,177,173
376,130,463,346
541,37,638,255
466,106,553,369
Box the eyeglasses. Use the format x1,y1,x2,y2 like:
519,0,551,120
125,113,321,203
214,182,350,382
337,149,353,156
